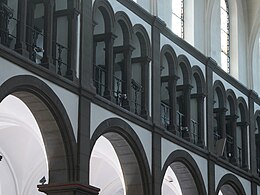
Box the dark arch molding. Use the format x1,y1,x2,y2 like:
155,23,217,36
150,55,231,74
92,0,115,32
226,89,237,114
114,11,133,44
191,65,206,93
90,117,151,195
237,97,248,122
160,44,178,75
161,149,207,195
0,75,76,182
213,80,227,107
215,173,246,195
132,24,151,58
177,54,192,84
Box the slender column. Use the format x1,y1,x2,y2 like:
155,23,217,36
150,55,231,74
206,58,215,153
197,94,206,147
237,121,249,170
122,45,134,110
15,0,29,56
169,75,178,133
182,84,192,141
103,33,116,101
66,8,80,80
140,57,151,119
249,90,258,176
41,0,55,71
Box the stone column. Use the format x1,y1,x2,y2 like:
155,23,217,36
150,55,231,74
41,0,55,72
15,0,29,56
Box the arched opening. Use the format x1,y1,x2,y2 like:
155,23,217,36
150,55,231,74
176,55,192,141
0,75,76,193
112,12,133,110
0,95,48,195
93,0,115,98
160,45,177,132
218,184,238,195
225,90,237,163
255,111,260,176
90,135,126,195
161,150,207,195
216,174,246,195
236,98,248,170
213,81,226,156
130,24,150,118
90,118,150,195
191,66,205,147
161,52,172,130
162,162,198,195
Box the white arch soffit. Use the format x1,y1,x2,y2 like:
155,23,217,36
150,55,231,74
162,167,182,195
0,95,48,195
90,136,126,195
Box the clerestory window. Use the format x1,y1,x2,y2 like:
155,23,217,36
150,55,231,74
172,0,184,38
220,0,230,73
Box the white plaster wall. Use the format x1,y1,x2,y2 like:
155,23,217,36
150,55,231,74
161,138,208,194
134,0,151,13
252,33,260,95
209,0,221,66
90,103,152,172
157,0,172,30
258,185,260,195
0,57,79,141
254,103,260,113
160,34,206,75
215,165,251,195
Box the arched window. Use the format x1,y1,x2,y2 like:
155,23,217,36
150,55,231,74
225,91,237,163
220,0,230,73
172,0,184,38
255,112,260,176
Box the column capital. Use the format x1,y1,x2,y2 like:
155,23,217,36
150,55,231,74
38,183,100,195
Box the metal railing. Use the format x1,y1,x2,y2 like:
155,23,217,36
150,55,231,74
161,102,171,129
131,79,142,115
0,2,69,77
94,65,106,96
25,25,44,63
113,75,126,106
0,2,16,48
190,119,199,144
53,42,68,76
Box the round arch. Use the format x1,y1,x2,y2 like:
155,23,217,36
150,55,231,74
114,11,133,45
90,117,151,195
0,75,76,183
191,65,206,94
216,173,246,195
177,54,192,85
161,149,207,195
92,0,115,33
213,80,227,108
132,24,151,58
160,44,178,76
226,89,237,115
237,97,248,122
